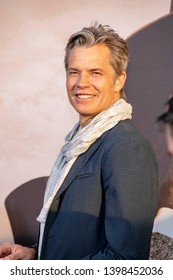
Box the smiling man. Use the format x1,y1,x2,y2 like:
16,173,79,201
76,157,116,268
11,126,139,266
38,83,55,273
0,23,158,260
66,43,125,127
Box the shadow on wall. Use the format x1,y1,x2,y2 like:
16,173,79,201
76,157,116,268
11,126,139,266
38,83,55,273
125,13,173,183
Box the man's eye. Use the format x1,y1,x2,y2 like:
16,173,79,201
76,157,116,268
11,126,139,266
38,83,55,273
68,71,78,76
92,71,102,76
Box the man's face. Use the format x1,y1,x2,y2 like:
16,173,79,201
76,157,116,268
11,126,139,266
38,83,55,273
166,124,173,156
66,44,126,127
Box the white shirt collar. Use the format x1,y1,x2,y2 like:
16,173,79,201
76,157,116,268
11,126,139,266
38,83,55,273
153,207,173,238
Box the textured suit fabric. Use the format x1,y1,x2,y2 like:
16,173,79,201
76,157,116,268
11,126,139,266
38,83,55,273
40,120,158,260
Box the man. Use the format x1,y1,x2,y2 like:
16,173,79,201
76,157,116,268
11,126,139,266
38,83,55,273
150,95,173,259
0,23,158,260
150,179,173,259
157,95,173,156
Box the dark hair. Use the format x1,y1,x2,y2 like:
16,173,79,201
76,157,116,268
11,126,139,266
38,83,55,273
157,95,173,124
64,22,129,97
157,179,173,210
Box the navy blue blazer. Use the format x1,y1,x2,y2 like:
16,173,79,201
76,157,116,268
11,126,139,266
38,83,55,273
40,120,158,260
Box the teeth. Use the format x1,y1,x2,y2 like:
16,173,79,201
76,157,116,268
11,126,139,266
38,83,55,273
77,95,94,99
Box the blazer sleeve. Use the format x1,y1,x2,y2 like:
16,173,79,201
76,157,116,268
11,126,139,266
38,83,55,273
83,137,158,259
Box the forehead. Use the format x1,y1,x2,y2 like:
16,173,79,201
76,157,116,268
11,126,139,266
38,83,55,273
67,44,112,68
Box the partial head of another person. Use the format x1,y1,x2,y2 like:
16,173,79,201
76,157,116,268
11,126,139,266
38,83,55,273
157,95,173,156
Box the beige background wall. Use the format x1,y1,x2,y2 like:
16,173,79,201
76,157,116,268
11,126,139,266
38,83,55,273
0,0,171,243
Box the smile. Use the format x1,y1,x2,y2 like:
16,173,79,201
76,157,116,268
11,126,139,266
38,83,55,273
76,94,95,99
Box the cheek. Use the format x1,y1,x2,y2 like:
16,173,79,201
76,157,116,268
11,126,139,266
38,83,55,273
66,79,74,92
166,129,173,155
167,138,173,154
91,79,107,91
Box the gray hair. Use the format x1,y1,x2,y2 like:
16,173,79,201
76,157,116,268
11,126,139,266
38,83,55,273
64,22,129,97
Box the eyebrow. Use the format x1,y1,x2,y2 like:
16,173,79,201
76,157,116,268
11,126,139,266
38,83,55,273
67,67,104,72
90,68,103,72
67,67,79,71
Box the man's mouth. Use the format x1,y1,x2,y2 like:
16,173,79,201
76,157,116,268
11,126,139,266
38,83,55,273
76,94,95,99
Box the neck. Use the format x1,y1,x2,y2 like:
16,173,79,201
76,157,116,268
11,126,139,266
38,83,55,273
79,115,97,128
79,98,121,128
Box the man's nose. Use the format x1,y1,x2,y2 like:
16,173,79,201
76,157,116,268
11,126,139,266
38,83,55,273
76,73,90,88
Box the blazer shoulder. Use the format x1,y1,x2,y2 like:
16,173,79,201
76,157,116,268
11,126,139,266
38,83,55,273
104,119,146,143
102,120,157,160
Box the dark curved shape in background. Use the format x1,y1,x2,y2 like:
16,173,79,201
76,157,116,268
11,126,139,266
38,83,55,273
125,13,173,183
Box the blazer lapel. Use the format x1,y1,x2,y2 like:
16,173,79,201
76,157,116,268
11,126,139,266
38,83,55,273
54,135,104,199
40,134,106,258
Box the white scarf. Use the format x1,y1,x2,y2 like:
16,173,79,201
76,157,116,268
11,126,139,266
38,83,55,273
37,98,132,256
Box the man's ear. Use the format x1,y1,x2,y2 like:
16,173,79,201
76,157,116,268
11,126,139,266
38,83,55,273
114,71,127,92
